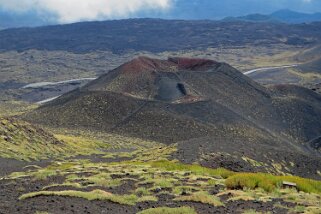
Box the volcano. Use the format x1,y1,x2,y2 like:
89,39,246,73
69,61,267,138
24,57,321,178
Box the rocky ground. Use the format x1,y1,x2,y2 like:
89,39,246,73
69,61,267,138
0,148,320,214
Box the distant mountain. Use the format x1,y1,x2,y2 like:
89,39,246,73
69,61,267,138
223,14,279,23
224,9,321,24
271,9,321,24
1,7,321,29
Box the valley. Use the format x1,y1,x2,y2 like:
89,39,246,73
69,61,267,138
0,44,310,105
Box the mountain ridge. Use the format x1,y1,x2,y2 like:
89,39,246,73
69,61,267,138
1,8,321,29
1,19,321,54
224,9,321,24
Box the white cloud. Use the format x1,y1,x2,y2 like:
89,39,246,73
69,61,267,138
0,0,173,23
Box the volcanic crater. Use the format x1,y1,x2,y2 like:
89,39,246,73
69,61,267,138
23,56,321,178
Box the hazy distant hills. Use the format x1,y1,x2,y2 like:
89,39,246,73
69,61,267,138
223,14,279,23
1,19,321,54
224,9,321,24
271,9,321,24
1,9,321,30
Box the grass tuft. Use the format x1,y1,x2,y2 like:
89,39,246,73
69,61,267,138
149,160,235,179
137,206,197,214
174,191,224,207
19,190,138,205
32,169,58,180
225,173,321,194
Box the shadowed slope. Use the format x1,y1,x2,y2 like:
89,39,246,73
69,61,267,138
299,57,321,74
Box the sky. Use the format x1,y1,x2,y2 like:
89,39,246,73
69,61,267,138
0,0,321,24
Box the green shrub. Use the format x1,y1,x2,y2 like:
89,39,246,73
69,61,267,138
174,191,224,207
149,160,235,178
138,206,197,214
225,173,321,194
86,173,122,187
20,190,138,205
135,187,152,196
32,169,58,180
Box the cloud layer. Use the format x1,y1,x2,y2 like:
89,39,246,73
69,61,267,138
0,0,172,23
0,0,320,24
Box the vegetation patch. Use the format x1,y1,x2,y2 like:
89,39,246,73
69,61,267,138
0,119,164,161
279,188,321,207
4,145,321,213
0,101,38,117
149,160,235,179
68,173,123,188
0,118,68,161
225,173,321,194
34,212,50,214
132,146,177,162
241,156,266,167
55,134,112,156
174,191,224,207
172,186,201,196
304,206,321,214
137,206,197,214
217,190,273,203
19,190,140,205
32,169,58,180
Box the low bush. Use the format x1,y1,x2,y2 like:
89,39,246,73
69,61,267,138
137,206,197,214
149,160,235,179
19,190,138,205
174,191,224,206
225,173,321,194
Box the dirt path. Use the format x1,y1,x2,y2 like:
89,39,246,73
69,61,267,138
22,78,97,89
244,65,298,75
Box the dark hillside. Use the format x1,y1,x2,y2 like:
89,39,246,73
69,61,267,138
299,57,321,73
1,19,321,53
